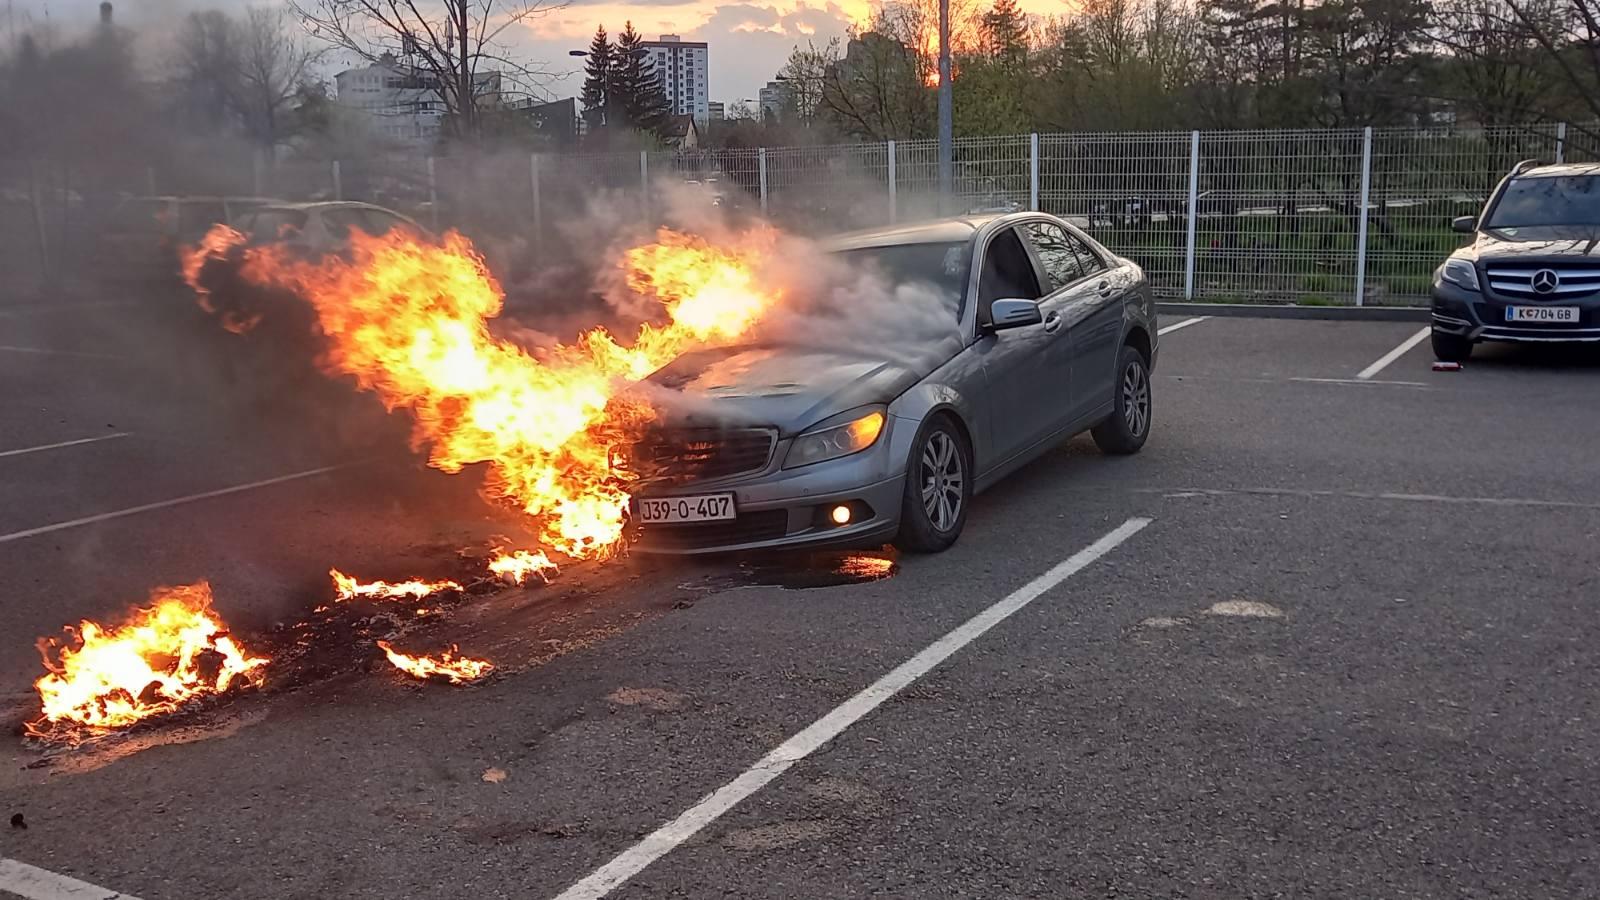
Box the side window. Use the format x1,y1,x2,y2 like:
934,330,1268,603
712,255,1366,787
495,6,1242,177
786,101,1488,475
1066,229,1107,276
320,209,368,239
977,228,1043,314
1023,222,1086,290
178,201,228,239
362,210,411,237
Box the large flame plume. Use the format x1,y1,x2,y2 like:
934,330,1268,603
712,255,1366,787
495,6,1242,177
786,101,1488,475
185,224,780,560
26,583,268,743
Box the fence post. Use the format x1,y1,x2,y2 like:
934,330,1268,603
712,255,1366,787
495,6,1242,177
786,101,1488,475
887,140,897,224
1556,122,1567,164
332,160,342,201
639,150,649,207
530,153,543,256
252,149,264,196
1183,130,1200,301
426,156,438,232
1354,126,1374,307
145,166,156,195
758,148,769,215
1030,133,1040,211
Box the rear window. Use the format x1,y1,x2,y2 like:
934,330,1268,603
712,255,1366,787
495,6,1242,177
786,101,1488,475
106,199,166,233
177,201,228,239
242,209,309,242
1486,175,1600,229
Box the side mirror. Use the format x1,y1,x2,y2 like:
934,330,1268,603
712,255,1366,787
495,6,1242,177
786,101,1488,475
1451,215,1477,234
988,298,1043,331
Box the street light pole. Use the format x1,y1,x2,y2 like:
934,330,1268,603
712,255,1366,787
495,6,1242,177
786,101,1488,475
937,0,952,210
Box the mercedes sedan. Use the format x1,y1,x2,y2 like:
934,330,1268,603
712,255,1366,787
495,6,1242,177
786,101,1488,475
630,212,1158,554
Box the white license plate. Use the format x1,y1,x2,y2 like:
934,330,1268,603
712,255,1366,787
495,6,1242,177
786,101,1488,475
636,493,736,524
1506,306,1579,322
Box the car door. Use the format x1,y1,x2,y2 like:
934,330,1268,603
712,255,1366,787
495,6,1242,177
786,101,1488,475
973,226,1066,466
1061,228,1125,422
1019,220,1100,431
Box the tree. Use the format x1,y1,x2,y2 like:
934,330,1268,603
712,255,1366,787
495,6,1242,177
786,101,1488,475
1431,0,1586,126
610,22,670,134
981,0,1031,61
176,6,322,149
294,0,566,142
579,25,613,130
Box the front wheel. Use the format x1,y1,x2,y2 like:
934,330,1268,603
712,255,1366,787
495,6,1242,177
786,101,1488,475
894,415,972,553
1431,329,1473,362
1091,344,1152,455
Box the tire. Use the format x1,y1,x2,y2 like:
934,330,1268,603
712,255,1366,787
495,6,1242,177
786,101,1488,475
1091,344,1153,455
894,414,972,553
1431,328,1473,362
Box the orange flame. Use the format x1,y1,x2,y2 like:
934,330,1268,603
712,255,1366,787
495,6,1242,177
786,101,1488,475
376,641,493,684
183,224,780,560
26,583,268,743
487,549,558,585
330,569,462,602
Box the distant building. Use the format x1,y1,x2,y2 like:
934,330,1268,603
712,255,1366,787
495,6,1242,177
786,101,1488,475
515,97,582,148
334,54,501,144
660,114,701,151
757,80,790,122
706,101,725,121
642,34,710,126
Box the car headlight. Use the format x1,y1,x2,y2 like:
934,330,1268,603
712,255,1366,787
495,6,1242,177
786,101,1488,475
1438,258,1480,292
783,409,886,469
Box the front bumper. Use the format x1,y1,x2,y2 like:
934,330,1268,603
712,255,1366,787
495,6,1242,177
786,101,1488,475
1432,281,1600,343
629,425,909,555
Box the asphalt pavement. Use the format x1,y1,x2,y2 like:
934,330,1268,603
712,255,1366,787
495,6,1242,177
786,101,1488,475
2,298,1598,899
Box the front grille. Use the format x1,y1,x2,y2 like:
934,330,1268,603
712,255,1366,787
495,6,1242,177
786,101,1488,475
1484,262,1600,300
638,509,790,550
634,428,775,483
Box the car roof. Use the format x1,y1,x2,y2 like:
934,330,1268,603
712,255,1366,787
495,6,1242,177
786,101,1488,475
1518,162,1600,179
821,213,1031,251
254,201,387,212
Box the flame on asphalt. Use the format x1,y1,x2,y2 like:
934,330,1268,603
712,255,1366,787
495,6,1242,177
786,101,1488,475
26,583,268,743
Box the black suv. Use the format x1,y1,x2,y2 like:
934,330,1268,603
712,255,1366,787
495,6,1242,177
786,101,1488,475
1431,161,1600,361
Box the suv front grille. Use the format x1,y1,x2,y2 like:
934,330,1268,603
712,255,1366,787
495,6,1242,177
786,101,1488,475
1484,262,1600,300
633,427,776,483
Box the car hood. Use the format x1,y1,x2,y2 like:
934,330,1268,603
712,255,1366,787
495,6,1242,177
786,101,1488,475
1473,226,1600,258
643,341,954,435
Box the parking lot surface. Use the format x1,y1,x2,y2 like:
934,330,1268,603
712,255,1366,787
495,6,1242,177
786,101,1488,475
2,301,1598,899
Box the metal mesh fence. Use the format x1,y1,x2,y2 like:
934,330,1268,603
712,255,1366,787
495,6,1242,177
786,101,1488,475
10,122,1598,304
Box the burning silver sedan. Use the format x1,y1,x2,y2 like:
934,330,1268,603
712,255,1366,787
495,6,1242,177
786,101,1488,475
630,211,1159,554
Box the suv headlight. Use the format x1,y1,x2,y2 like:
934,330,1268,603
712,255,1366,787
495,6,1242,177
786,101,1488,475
1437,258,1480,292
783,408,886,469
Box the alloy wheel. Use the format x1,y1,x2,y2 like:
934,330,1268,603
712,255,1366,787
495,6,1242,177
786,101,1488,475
1122,361,1150,437
920,431,964,532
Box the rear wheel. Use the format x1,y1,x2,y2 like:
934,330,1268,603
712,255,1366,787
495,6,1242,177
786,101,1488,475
1431,329,1473,362
895,415,971,553
1091,344,1152,455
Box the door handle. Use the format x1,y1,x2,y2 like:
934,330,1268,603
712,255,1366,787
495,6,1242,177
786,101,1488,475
1043,310,1063,333
1096,280,1113,295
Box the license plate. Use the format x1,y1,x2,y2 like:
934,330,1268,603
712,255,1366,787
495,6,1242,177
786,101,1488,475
1506,306,1579,322
636,493,736,524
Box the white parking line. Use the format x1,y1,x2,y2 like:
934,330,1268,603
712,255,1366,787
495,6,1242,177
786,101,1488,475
1356,327,1430,380
0,464,348,545
551,516,1153,900
0,300,141,319
1158,316,1208,336
0,432,132,459
0,857,143,900
0,345,134,362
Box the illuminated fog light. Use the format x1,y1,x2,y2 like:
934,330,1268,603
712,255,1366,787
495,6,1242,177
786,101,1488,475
830,505,853,525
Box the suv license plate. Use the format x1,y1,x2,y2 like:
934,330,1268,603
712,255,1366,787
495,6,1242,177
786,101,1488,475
637,494,736,524
1506,306,1578,322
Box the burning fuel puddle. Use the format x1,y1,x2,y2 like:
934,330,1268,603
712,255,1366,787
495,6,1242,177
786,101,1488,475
675,550,900,593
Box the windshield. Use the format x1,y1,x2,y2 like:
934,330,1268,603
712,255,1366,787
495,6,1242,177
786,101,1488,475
833,241,971,319
1486,175,1600,229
